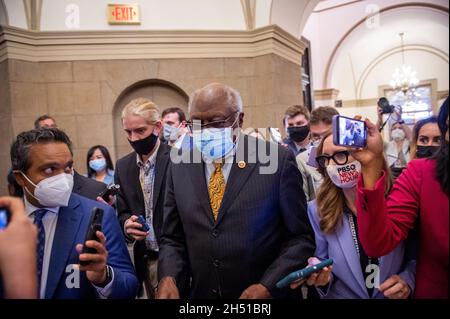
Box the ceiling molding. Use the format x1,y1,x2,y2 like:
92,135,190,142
23,0,43,31
241,0,256,31
356,45,448,100
0,24,307,65
323,2,449,89
313,0,364,13
0,0,9,25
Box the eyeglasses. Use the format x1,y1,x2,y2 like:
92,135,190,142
316,151,350,169
187,112,240,131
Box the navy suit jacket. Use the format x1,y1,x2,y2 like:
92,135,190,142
43,193,138,299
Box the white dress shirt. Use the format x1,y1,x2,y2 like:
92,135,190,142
24,196,114,299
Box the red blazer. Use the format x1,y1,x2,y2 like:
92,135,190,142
356,159,449,299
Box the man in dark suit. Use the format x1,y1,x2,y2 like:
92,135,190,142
115,98,171,298
157,83,316,299
10,128,139,299
73,170,107,201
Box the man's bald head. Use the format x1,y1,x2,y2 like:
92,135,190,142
188,83,243,123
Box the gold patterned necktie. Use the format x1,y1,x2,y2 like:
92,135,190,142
208,162,225,221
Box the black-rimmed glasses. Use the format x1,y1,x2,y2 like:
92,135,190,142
187,112,240,131
316,151,350,169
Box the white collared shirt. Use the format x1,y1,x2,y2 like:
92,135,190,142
24,196,59,299
203,134,240,186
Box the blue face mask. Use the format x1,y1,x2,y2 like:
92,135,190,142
89,158,107,172
193,127,235,162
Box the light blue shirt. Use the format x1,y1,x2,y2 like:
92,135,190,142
88,169,115,186
24,196,115,299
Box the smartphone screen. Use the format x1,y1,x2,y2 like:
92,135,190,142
0,208,10,230
335,116,366,148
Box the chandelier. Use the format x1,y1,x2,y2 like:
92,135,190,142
390,33,419,94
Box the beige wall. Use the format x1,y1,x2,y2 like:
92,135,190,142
0,60,14,196
0,54,303,195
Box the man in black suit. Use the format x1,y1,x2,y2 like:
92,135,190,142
72,170,107,201
157,83,315,299
114,98,170,299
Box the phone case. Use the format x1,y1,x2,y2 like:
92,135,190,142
276,258,334,289
80,207,104,266
137,215,150,232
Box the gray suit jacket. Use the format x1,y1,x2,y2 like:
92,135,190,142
158,134,316,298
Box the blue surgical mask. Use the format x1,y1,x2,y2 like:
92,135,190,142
163,124,181,142
193,127,235,162
89,158,107,172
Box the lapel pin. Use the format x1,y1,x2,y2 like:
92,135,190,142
238,161,246,169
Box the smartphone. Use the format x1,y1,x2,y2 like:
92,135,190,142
80,207,104,266
276,258,334,289
136,215,150,232
98,184,120,202
0,207,11,231
332,115,366,148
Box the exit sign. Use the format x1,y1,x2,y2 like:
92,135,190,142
108,4,140,25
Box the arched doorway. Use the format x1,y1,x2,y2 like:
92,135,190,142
112,79,189,160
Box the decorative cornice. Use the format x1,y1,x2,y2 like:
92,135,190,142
0,24,306,64
314,88,340,100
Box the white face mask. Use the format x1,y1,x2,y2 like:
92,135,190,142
326,160,361,189
21,172,74,208
391,128,406,141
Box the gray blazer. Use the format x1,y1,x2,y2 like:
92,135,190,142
307,200,416,299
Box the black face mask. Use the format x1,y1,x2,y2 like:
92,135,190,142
129,133,158,156
288,125,310,143
416,145,439,159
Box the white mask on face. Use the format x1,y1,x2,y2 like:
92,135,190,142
21,172,74,207
326,160,361,189
391,128,406,141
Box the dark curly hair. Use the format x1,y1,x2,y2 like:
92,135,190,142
11,128,72,173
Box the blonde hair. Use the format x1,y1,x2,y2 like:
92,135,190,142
121,98,160,124
316,132,393,234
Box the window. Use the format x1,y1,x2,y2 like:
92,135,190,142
384,85,433,125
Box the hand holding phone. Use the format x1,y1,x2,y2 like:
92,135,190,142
276,258,334,289
124,215,148,241
80,207,104,266
98,184,120,202
136,215,150,232
332,115,367,148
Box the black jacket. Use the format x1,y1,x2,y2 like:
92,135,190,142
158,134,316,298
115,143,170,286
73,170,107,201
